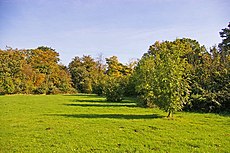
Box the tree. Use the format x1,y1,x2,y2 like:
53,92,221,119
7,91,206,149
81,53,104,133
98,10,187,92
0,47,75,94
217,23,230,111
103,56,133,102
68,55,102,93
218,22,230,61
134,39,192,117
180,27,230,113
0,49,25,94
92,54,106,95
123,59,138,96
28,47,74,94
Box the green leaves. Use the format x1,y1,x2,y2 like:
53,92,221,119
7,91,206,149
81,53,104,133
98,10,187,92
103,56,133,102
103,76,125,102
218,22,230,59
134,39,192,117
68,55,104,94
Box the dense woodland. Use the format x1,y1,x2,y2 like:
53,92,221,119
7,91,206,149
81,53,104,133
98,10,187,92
0,23,229,115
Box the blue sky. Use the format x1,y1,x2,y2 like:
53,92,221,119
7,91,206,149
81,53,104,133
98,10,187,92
0,0,229,65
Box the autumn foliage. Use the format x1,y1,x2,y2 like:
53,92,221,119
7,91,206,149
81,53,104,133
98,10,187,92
0,47,75,94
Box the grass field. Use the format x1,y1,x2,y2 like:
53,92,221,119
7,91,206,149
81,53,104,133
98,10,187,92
0,94,229,152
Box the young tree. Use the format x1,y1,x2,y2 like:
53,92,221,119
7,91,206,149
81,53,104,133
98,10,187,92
103,76,125,102
134,39,192,117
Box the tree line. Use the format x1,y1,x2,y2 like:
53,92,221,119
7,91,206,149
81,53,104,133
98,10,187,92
1,23,229,115
0,46,75,95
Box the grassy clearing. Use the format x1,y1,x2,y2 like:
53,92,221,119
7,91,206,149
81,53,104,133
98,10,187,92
0,94,229,152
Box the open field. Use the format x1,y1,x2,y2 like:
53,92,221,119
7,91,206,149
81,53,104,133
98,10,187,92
0,94,230,152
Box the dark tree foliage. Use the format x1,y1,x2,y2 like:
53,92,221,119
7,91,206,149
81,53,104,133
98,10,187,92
181,24,230,113
218,22,230,60
183,45,230,112
68,55,105,94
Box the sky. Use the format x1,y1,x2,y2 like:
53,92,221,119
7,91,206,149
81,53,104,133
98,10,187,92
0,0,229,65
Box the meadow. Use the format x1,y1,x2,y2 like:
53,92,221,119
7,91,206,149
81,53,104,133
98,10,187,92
0,94,229,153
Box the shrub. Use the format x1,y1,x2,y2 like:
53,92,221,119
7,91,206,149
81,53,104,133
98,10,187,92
33,85,47,94
103,77,124,102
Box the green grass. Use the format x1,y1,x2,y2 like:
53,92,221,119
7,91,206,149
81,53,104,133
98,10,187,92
0,94,229,153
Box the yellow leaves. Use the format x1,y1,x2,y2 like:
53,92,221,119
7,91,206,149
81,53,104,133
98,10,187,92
34,73,46,86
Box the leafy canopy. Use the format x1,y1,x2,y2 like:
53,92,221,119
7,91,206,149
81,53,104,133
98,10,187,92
134,39,192,117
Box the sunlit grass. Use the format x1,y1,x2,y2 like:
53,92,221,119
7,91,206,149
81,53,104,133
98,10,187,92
0,94,229,152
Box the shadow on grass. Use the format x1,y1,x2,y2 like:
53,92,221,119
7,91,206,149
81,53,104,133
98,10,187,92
71,99,135,104
64,103,137,108
183,110,230,117
63,94,100,98
64,94,137,103
46,113,163,119
218,112,230,117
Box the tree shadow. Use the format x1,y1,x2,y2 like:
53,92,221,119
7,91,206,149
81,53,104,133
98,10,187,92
63,94,100,98
46,113,163,119
64,103,137,108
183,110,230,117
217,112,230,117
71,99,135,104
71,99,106,103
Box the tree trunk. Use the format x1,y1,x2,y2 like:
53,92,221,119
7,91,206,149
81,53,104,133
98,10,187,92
167,111,171,118
167,111,173,118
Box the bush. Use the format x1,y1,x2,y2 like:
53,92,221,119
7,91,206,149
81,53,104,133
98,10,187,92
0,86,5,95
93,81,104,96
136,95,157,108
217,90,230,112
184,92,222,113
103,77,124,102
184,88,230,113
47,86,61,94
33,85,47,94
